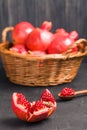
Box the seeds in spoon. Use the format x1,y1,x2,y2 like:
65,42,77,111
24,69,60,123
60,87,75,97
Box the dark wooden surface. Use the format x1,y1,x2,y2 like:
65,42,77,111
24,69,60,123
0,59,87,130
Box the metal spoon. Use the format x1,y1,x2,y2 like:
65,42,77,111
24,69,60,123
58,89,87,100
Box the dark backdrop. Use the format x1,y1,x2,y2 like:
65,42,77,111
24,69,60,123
0,0,87,61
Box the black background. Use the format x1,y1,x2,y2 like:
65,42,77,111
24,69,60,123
0,0,87,130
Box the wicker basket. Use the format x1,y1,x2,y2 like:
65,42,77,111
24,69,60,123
0,27,87,86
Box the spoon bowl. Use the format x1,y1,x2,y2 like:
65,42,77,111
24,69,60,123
58,92,75,100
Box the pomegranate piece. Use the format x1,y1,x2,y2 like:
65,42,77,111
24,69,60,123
40,89,55,103
40,89,57,116
12,21,34,45
26,28,54,51
12,93,32,121
12,89,57,122
60,87,75,97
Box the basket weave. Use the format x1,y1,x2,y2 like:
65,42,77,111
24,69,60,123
0,27,87,86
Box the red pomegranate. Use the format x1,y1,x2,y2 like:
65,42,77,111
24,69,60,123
12,89,57,122
12,21,34,45
47,29,79,54
26,28,54,51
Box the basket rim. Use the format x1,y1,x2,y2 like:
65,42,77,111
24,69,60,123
0,39,87,60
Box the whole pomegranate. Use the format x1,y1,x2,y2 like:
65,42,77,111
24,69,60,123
12,89,57,122
47,29,79,54
12,21,34,45
47,35,74,54
26,28,54,51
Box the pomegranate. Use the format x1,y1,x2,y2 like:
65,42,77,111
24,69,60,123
26,28,54,51
47,35,74,54
47,29,79,54
40,21,52,31
55,28,69,37
69,30,79,52
12,21,34,45
12,89,57,122
56,29,78,41
10,44,27,54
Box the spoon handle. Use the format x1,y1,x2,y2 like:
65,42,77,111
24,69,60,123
75,90,87,95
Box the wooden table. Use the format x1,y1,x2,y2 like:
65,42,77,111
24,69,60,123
0,58,87,130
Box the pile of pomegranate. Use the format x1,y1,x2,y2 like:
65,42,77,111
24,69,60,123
12,89,57,122
10,21,79,55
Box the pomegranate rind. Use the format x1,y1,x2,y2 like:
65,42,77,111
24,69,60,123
12,93,29,121
27,101,57,122
28,107,49,122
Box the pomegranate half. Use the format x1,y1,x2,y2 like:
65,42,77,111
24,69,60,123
12,89,57,122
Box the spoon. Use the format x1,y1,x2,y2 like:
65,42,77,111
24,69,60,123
58,89,87,100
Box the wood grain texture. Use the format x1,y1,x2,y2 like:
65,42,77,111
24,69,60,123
0,0,87,36
0,0,87,48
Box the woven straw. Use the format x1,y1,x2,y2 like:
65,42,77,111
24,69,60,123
0,27,87,86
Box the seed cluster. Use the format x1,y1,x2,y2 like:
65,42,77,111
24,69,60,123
60,87,75,97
